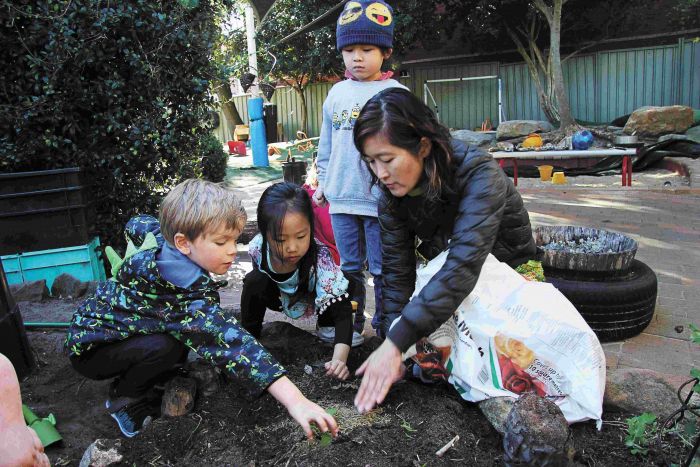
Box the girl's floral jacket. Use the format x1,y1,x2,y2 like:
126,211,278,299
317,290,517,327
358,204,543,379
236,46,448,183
65,215,285,397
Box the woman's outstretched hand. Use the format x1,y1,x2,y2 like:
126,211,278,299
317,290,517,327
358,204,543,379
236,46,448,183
354,339,404,413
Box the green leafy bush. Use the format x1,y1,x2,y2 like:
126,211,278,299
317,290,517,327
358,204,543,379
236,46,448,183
200,134,228,183
0,0,231,251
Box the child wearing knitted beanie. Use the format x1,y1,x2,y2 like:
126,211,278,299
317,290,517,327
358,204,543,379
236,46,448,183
314,1,407,341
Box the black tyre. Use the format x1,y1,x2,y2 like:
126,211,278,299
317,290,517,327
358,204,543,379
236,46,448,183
545,259,657,342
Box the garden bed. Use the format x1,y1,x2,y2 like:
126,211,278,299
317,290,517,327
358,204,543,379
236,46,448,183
19,298,688,466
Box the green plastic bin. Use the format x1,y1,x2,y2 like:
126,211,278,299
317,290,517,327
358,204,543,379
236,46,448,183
1,237,106,292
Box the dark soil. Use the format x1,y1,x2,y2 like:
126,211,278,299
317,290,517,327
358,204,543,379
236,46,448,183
18,298,690,466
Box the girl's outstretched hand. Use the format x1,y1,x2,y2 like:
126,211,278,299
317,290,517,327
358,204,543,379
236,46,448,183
354,339,404,413
267,376,338,439
324,359,350,380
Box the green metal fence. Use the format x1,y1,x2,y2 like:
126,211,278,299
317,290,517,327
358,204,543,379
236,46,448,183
217,39,700,140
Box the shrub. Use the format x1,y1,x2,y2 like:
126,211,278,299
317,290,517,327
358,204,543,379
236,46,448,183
0,0,231,251
200,134,228,183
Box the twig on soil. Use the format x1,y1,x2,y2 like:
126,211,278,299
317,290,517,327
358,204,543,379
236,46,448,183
185,413,203,446
75,379,87,396
436,434,460,457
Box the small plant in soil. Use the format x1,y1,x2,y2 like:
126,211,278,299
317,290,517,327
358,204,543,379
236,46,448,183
625,412,658,456
399,416,418,438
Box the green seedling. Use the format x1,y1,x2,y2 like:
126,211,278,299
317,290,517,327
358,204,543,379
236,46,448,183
399,417,417,438
625,412,657,456
311,407,338,447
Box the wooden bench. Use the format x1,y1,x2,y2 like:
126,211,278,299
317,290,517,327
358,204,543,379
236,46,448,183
490,149,638,187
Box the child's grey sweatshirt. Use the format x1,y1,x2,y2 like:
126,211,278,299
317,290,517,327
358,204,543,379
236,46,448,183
316,78,407,217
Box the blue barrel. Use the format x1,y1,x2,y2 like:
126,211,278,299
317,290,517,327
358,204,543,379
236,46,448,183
248,97,269,167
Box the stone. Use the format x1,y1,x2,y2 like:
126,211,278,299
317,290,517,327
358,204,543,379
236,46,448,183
685,125,700,143
658,134,688,143
623,105,694,137
186,359,220,397
604,368,698,418
79,439,123,467
503,394,569,466
450,129,496,147
478,396,517,435
9,280,49,302
51,273,88,299
161,376,197,417
84,281,99,297
497,120,554,140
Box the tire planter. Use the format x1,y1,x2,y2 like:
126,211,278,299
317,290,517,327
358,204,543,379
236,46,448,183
545,260,657,342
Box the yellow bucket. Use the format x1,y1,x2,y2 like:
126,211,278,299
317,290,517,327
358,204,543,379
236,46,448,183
538,165,554,181
552,171,567,184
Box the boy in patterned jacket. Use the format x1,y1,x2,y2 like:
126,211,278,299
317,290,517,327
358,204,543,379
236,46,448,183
65,179,338,439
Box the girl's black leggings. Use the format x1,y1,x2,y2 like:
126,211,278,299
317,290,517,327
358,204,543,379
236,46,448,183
240,268,352,346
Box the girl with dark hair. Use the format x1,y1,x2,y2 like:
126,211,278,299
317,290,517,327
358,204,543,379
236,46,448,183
351,88,537,413
241,182,363,381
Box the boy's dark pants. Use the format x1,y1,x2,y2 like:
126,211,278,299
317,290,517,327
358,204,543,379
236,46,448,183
70,334,188,399
240,269,350,343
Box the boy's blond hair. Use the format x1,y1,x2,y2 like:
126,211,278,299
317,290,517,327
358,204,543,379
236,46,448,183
159,179,246,244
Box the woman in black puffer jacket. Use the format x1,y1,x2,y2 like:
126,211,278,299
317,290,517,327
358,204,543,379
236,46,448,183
352,88,537,414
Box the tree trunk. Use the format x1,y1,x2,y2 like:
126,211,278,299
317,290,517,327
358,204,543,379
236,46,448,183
533,0,578,133
215,81,243,138
507,22,560,125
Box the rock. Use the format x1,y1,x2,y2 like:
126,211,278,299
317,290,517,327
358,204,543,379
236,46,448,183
79,439,123,467
84,281,99,297
658,134,688,143
685,125,700,143
497,120,554,140
9,280,49,302
604,368,697,418
606,126,624,133
450,129,496,147
51,273,88,299
161,376,197,417
478,397,517,435
623,105,694,137
503,394,569,466
186,359,220,397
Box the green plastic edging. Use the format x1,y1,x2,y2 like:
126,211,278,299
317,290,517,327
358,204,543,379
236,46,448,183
24,322,70,328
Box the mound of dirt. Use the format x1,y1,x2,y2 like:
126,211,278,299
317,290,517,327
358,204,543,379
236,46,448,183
17,299,688,466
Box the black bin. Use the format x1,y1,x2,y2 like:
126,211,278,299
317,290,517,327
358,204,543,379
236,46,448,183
263,103,278,143
282,159,308,186
0,260,35,378
0,168,93,255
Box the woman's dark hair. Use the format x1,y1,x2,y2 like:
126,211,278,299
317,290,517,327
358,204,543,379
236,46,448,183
353,88,455,205
257,182,317,305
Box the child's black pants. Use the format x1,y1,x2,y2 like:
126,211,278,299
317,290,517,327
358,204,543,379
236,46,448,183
240,268,352,346
69,333,188,398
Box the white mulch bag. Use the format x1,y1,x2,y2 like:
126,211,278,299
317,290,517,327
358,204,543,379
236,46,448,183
399,251,605,427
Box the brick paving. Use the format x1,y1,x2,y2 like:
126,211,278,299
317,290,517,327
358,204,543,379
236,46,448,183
219,156,700,379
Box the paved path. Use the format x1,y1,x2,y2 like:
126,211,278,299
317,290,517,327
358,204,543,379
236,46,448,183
521,187,700,377
220,156,700,379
